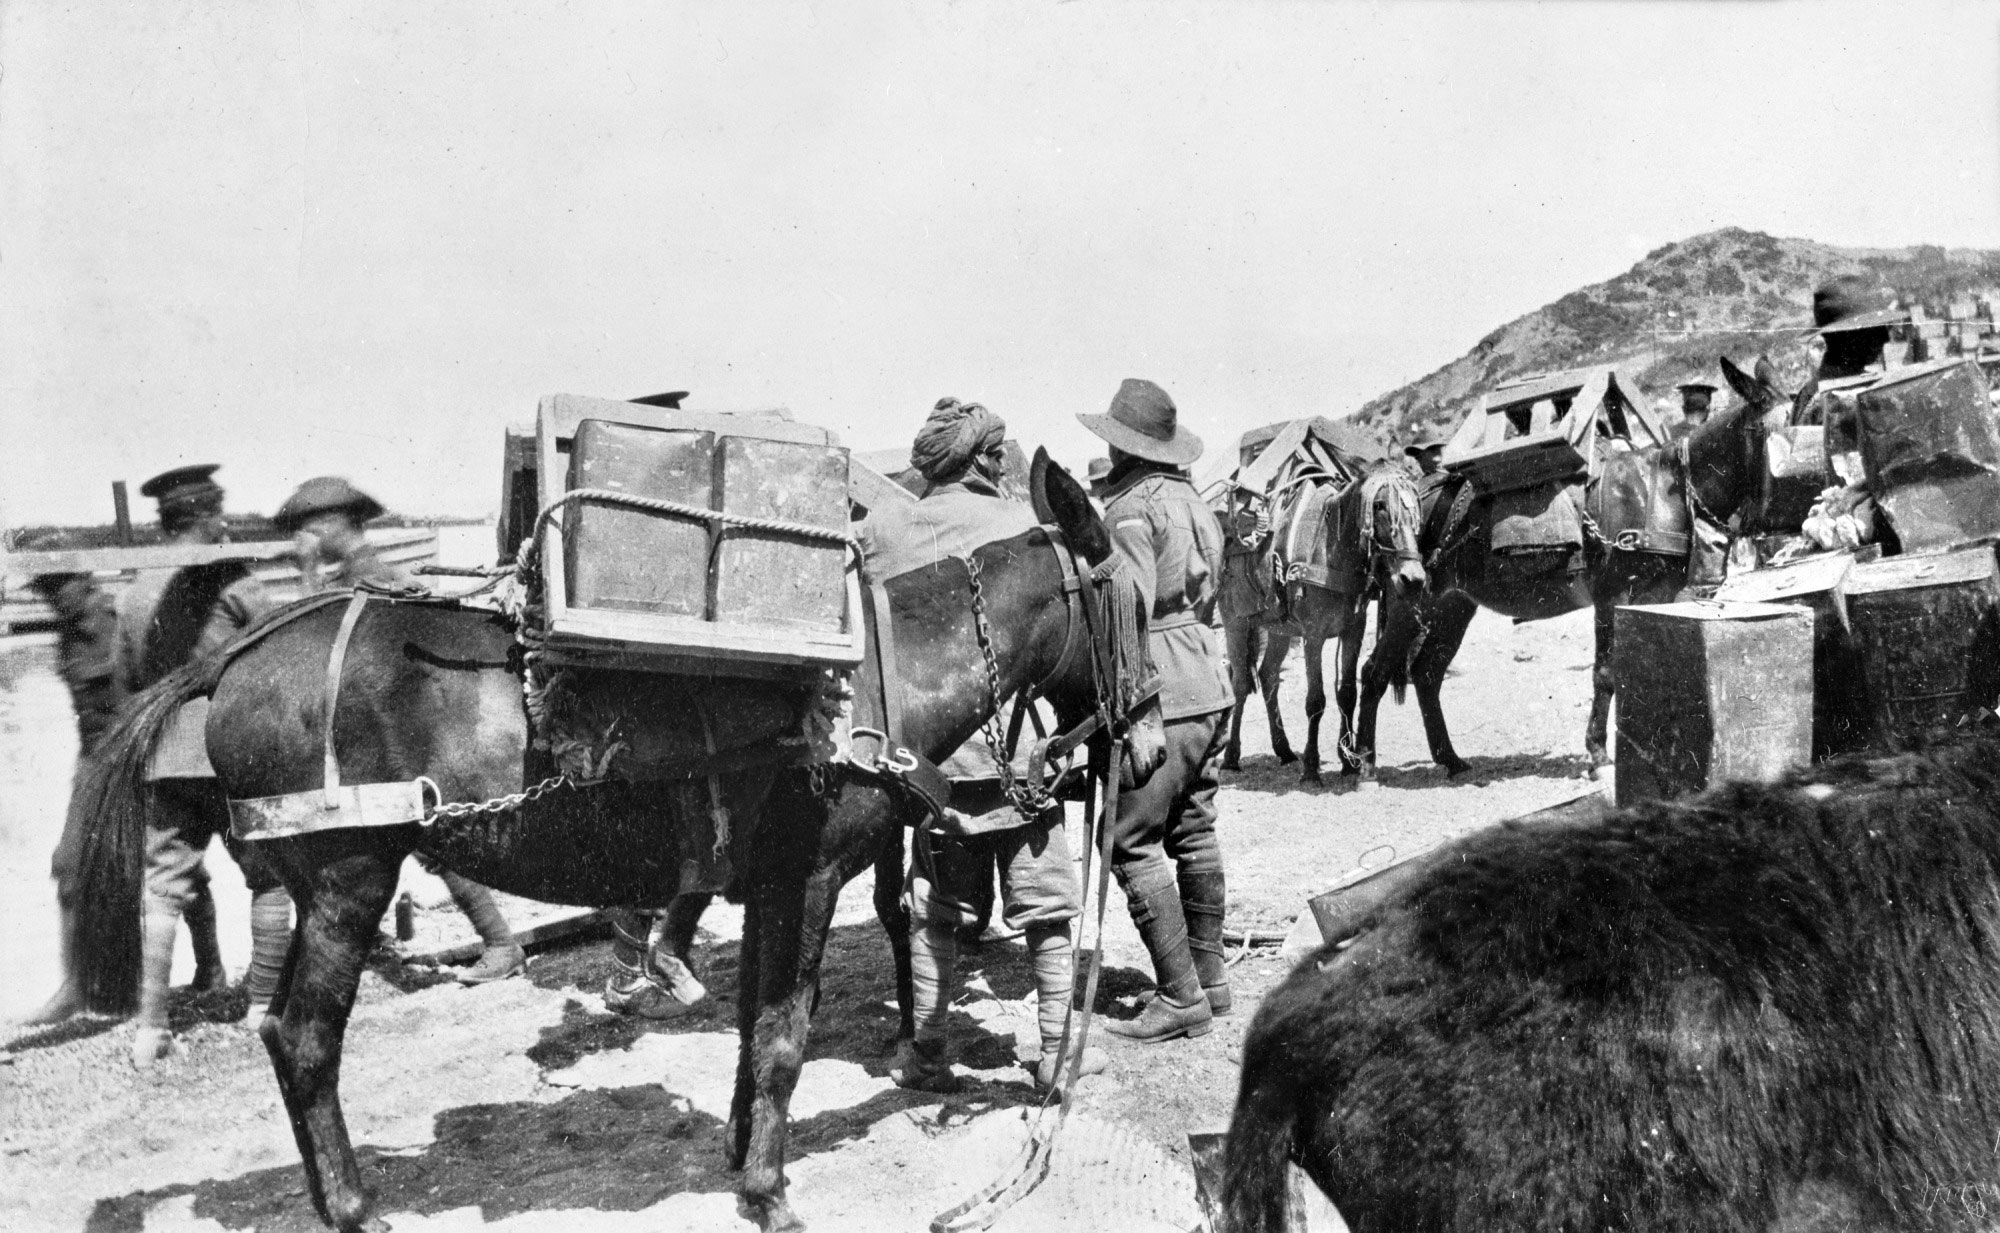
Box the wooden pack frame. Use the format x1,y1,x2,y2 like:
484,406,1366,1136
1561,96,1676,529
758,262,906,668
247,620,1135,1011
1443,366,1670,494
529,393,866,679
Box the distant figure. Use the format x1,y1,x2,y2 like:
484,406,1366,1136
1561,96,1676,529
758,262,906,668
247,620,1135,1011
112,465,289,1064
15,572,128,1027
1086,456,1114,500
274,477,525,985
1677,382,1715,430
1811,276,1905,383
1402,434,1447,482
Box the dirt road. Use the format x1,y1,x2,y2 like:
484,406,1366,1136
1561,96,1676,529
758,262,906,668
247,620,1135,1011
0,605,1604,1232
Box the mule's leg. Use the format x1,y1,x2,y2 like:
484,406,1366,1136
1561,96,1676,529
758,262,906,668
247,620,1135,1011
1300,634,1327,785
259,834,405,1233
871,828,914,1043
1260,632,1296,764
1334,614,1366,783
1411,594,1477,777
1585,593,1618,772
1222,620,1254,771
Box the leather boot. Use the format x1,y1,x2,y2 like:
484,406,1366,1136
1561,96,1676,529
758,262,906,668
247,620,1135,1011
603,911,704,1019
1026,924,1108,1091
1179,869,1232,1016
1105,884,1212,1044
441,870,525,984
132,907,180,1067
891,916,959,1092
242,887,293,1020
184,883,228,994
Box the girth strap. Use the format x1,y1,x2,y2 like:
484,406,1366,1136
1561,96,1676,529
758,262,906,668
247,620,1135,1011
323,592,369,809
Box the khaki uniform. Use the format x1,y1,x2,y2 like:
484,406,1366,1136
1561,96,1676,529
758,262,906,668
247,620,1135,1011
116,561,280,909
1098,462,1230,942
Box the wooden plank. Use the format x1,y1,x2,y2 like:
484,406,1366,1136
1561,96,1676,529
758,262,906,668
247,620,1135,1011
406,906,611,966
537,394,830,449
849,456,917,510
1844,545,1996,595
546,587,863,666
1,539,300,577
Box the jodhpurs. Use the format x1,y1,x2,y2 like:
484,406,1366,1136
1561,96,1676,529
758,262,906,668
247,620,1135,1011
907,808,1081,934
142,778,283,914
1110,711,1227,902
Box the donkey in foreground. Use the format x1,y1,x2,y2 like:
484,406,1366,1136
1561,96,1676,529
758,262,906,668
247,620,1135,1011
1223,735,2000,1233
70,455,1162,1233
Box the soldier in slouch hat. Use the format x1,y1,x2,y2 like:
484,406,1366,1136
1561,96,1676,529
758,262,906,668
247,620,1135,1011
273,476,525,986
1080,379,1235,1045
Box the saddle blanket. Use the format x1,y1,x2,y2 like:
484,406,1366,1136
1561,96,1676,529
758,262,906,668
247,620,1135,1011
1490,482,1583,554
541,667,839,783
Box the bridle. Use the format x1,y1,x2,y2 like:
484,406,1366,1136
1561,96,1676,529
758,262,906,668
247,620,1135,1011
966,526,1158,819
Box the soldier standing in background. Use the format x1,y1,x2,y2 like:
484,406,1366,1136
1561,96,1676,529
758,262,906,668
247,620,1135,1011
115,465,291,1065
274,477,525,984
1079,379,1235,1044
14,572,128,1025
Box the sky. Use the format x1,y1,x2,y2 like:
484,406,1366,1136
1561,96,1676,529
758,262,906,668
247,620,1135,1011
3,0,1997,528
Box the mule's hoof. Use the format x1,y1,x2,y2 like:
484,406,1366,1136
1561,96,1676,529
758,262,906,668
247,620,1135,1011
1220,757,1241,773
1354,777,1381,793
1275,749,1299,765
131,1027,174,1068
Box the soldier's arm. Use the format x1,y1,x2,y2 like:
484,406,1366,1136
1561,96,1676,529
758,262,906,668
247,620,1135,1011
224,574,279,627
1106,502,1160,615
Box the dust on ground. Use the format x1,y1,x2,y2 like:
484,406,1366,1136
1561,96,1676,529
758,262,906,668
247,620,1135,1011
0,606,1605,1232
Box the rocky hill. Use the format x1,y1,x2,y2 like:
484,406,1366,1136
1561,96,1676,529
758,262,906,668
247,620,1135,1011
1352,228,2000,446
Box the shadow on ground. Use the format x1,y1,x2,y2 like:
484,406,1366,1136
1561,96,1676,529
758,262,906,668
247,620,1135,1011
80,915,1151,1231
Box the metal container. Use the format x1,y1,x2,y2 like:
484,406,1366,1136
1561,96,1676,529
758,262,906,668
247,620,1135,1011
1714,552,1868,757
1614,601,1814,805
1843,545,2000,746
711,437,849,633
564,419,716,617
1856,358,2000,552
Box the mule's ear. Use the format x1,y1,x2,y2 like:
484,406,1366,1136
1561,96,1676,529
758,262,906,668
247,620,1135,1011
1717,355,1760,405
1033,447,1113,563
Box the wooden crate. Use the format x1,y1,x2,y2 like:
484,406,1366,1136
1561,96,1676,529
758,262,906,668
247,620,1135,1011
533,394,862,676
1614,601,1814,805
1856,358,2000,552
1843,546,2000,746
565,419,714,616
1714,553,1870,757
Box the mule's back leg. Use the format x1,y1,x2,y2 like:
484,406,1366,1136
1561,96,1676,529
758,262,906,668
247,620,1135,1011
1410,592,1477,777
1222,619,1257,772
1334,608,1368,782
871,823,914,1042
1259,630,1296,764
1300,629,1328,785
259,831,409,1233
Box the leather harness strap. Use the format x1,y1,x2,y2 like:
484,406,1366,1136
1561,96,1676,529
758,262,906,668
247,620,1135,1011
323,592,370,808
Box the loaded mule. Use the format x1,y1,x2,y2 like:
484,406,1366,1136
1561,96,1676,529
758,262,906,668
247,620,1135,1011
65,452,1164,1233
1220,729,2000,1233
1351,361,1771,780
1225,455,1426,784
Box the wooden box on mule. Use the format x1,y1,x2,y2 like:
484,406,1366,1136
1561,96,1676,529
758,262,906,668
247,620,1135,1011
530,393,864,678
1855,358,2000,553
1613,601,1813,806
1841,546,2000,747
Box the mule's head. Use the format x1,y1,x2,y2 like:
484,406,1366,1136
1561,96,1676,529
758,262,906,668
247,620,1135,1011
1031,447,1168,787
1686,354,1792,521
1367,466,1427,596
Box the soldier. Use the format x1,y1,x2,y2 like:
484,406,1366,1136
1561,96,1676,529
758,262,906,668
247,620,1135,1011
1811,276,1905,384
1403,434,1447,480
116,465,290,1065
273,477,525,984
15,573,128,1025
1079,379,1234,1044
1676,382,1716,432
858,397,1109,1093
1086,456,1114,501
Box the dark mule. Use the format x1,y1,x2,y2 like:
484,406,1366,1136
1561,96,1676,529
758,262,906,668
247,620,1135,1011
1289,466,1426,785
1221,735,2000,1233
71,456,1164,1233
1353,372,1768,777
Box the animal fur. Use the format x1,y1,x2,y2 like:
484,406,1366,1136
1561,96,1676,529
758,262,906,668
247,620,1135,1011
1223,737,2000,1233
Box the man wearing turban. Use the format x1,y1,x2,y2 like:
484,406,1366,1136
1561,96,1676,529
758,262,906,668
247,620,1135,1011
856,397,1109,1094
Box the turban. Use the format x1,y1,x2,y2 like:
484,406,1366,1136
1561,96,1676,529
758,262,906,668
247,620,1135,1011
910,397,1005,483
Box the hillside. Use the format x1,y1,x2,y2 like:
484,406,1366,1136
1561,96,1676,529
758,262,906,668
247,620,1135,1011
1352,228,2000,446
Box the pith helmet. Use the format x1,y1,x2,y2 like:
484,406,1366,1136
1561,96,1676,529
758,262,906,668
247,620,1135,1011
1077,378,1203,466
274,476,387,533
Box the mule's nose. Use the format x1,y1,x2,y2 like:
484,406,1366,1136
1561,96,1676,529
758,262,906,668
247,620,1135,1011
1392,559,1428,595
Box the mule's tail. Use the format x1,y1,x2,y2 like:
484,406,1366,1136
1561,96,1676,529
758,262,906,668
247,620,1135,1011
1217,1047,1304,1233
68,661,220,1014
1378,591,1409,705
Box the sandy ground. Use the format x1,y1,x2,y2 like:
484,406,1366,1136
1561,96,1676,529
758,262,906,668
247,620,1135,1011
0,604,1607,1233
